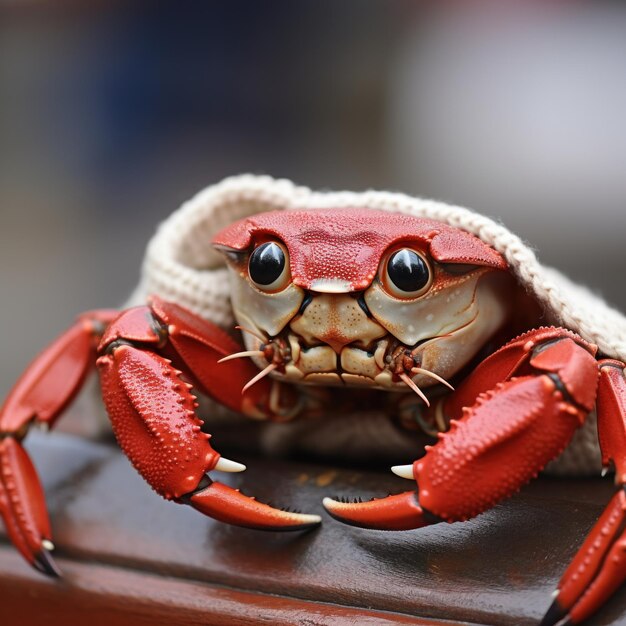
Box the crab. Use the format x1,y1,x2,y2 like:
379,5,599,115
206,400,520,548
0,207,624,625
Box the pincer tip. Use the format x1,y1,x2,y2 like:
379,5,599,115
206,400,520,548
33,546,62,578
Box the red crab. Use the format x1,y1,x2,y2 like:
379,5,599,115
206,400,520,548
1,208,624,625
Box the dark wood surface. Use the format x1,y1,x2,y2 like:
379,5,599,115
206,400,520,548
1,432,626,625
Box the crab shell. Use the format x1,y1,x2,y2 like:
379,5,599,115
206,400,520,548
212,208,514,393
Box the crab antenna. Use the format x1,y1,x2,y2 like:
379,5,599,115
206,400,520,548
242,363,278,394
398,372,430,407
217,350,265,364
235,325,267,343
411,367,455,391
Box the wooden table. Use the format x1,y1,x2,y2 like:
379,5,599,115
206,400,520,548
1,432,626,625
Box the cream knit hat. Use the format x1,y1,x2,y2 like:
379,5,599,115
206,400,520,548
128,175,626,475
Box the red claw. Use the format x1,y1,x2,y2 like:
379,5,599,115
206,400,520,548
323,374,586,532
98,315,320,533
323,335,597,549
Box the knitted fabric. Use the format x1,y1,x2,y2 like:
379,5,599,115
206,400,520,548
128,175,626,475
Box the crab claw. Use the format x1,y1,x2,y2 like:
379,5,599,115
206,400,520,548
322,491,433,531
189,478,321,531
325,366,593,534
99,343,321,534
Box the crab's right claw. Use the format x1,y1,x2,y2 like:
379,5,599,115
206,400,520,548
98,342,320,533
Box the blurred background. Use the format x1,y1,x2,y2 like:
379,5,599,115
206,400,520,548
1,1,624,396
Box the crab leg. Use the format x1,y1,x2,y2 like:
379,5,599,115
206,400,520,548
97,298,320,532
540,360,626,626
324,330,598,538
0,309,118,575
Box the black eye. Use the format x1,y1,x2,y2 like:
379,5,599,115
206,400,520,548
385,249,431,297
249,242,288,289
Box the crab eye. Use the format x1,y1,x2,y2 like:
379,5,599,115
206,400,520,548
383,248,432,297
248,242,290,291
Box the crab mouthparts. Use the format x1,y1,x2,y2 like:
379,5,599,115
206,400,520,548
222,330,453,402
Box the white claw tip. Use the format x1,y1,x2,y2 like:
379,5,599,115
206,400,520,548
391,464,414,480
322,497,338,508
42,539,55,551
215,457,247,473
551,589,560,599
601,466,609,477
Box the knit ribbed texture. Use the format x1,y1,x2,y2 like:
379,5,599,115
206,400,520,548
129,175,625,475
